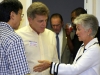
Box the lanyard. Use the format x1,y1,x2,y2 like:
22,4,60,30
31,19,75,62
76,42,99,62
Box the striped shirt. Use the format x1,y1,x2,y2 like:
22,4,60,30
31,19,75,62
0,22,30,75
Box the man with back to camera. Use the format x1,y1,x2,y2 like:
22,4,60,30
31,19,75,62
0,0,30,75
16,1,59,75
50,13,73,64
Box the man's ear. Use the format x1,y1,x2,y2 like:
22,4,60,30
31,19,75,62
28,17,32,24
10,11,15,20
28,17,31,21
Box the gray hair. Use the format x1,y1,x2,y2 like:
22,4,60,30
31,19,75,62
74,14,99,37
27,1,49,19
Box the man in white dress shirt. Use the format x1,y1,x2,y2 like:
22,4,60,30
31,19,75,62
50,13,73,64
16,2,59,75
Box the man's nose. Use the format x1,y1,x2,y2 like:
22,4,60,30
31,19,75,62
43,21,47,26
54,26,57,29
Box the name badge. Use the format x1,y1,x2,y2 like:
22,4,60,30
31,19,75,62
29,41,38,47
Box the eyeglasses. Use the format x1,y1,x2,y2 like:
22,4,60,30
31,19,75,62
18,12,24,18
21,14,24,18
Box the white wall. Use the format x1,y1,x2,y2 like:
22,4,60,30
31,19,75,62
19,0,32,28
84,0,100,26
96,0,100,26
0,0,3,2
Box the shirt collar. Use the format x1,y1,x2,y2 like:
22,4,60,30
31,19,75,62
28,25,45,35
0,22,14,31
55,28,63,36
84,38,98,50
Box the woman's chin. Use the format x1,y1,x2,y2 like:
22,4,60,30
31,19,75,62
78,37,82,41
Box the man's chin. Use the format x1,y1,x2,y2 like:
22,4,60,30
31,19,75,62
40,29,45,33
14,27,19,30
54,31,59,34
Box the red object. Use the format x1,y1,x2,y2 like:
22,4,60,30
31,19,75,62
69,27,73,31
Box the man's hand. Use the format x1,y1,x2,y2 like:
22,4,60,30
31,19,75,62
33,60,51,72
65,25,72,36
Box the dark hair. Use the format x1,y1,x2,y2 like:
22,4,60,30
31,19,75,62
50,13,63,24
0,0,23,22
71,7,87,16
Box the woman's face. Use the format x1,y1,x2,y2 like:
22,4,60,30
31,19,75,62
76,24,90,42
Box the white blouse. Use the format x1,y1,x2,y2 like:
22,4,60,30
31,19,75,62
50,38,100,75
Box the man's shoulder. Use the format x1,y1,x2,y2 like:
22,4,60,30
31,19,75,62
16,26,28,33
62,28,66,33
15,26,30,37
44,28,55,35
1,31,22,45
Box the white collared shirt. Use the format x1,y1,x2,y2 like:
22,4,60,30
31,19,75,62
16,25,59,75
55,28,63,60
